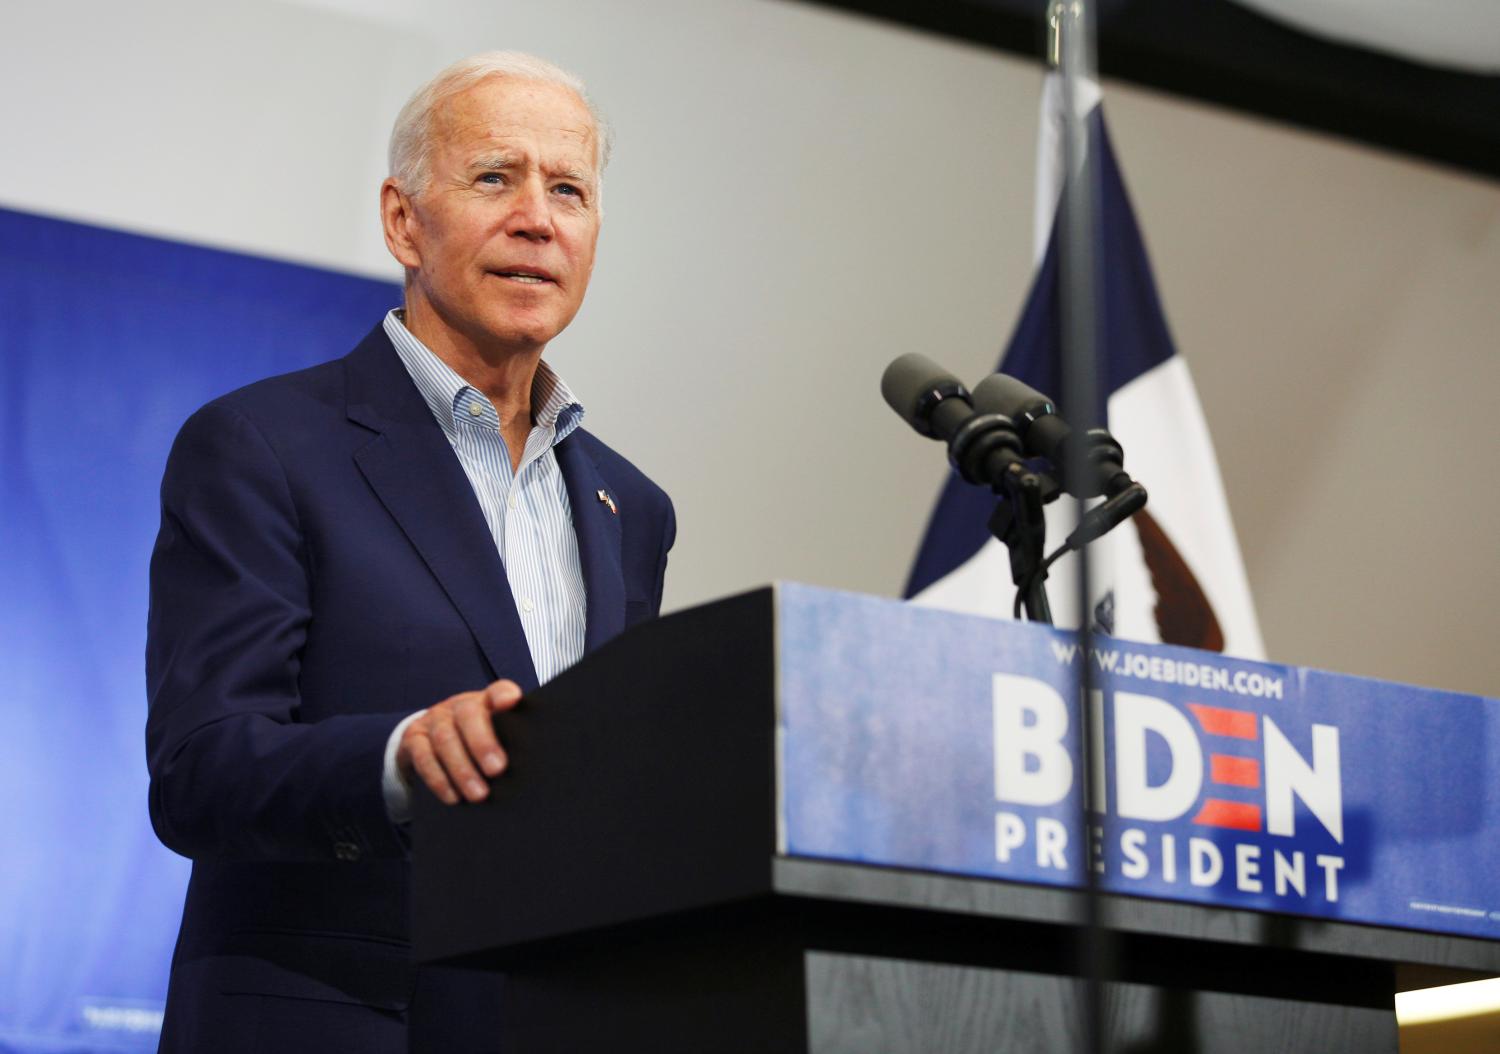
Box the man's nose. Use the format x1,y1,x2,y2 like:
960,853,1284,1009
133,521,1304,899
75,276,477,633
504,177,554,241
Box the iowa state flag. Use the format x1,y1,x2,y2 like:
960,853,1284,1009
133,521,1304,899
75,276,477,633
906,75,1265,659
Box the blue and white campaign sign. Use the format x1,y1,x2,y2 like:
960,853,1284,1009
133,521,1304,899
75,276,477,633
776,583,1500,940
0,206,399,1053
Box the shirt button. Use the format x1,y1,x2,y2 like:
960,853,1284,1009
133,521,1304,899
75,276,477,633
507,494,518,510
467,402,484,418
521,597,535,613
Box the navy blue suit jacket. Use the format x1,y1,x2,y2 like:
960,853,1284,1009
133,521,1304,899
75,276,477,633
145,324,674,1051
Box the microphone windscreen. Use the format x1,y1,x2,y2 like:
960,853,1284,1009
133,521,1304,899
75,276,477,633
881,353,963,430
970,373,1050,419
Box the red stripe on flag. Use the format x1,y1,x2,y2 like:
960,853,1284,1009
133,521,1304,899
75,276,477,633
1192,800,1261,830
1210,754,1261,787
1188,703,1258,740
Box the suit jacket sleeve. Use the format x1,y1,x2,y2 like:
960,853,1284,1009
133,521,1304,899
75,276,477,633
146,401,408,862
651,496,675,618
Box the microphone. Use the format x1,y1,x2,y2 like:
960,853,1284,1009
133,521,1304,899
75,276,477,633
881,354,1038,493
880,352,974,440
971,372,1148,552
970,373,1132,499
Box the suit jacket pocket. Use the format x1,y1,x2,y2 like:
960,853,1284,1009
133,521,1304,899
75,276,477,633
217,929,414,1010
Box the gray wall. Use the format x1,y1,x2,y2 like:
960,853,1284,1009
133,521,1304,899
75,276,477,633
4,0,1496,696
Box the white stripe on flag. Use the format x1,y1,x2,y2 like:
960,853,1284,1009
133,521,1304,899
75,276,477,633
1108,357,1265,657
1033,71,1102,266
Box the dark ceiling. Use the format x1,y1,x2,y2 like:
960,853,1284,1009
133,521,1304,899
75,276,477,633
797,0,1500,182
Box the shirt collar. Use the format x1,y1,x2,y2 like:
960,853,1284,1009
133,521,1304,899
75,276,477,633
383,309,584,444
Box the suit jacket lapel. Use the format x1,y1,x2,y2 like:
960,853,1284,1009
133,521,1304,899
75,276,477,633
555,433,625,652
343,328,540,690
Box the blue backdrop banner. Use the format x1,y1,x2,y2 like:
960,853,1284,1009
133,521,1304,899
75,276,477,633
0,206,398,1053
777,583,1500,941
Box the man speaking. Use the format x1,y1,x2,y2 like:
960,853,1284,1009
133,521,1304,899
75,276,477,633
145,52,674,1051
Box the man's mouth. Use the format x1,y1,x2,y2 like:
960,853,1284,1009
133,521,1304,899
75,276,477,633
493,268,555,285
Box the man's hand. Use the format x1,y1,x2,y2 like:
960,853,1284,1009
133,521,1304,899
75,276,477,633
396,679,522,805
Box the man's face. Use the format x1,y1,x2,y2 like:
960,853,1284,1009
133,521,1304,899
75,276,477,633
388,76,601,355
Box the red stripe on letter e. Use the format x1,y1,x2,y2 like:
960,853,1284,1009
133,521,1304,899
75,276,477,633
1188,703,1258,740
1192,800,1262,831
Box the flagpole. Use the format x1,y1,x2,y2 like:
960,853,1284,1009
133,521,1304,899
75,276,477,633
1051,3,1111,1053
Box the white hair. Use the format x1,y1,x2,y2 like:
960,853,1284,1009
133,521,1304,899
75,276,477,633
387,51,611,196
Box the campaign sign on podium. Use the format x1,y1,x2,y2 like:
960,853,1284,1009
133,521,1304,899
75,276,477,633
775,583,1500,940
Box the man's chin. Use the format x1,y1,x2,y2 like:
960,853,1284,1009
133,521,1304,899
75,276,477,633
473,313,569,355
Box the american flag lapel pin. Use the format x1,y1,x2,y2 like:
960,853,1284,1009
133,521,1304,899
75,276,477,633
596,489,618,515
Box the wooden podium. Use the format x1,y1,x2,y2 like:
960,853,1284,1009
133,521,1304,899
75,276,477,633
412,587,1500,1052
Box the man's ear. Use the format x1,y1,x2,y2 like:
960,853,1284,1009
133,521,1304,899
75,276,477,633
380,179,422,271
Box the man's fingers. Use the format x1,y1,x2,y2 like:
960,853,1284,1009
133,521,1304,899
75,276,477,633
399,683,521,807
456,696,507,777
429,716,489,802
406,731,459,806
485,679,523,711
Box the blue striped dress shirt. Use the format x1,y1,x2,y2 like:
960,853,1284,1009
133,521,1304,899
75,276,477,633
383,309,588,682
380,309,588,821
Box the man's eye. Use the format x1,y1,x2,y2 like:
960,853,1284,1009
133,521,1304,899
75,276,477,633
553,184,581,197
477,173,504,185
